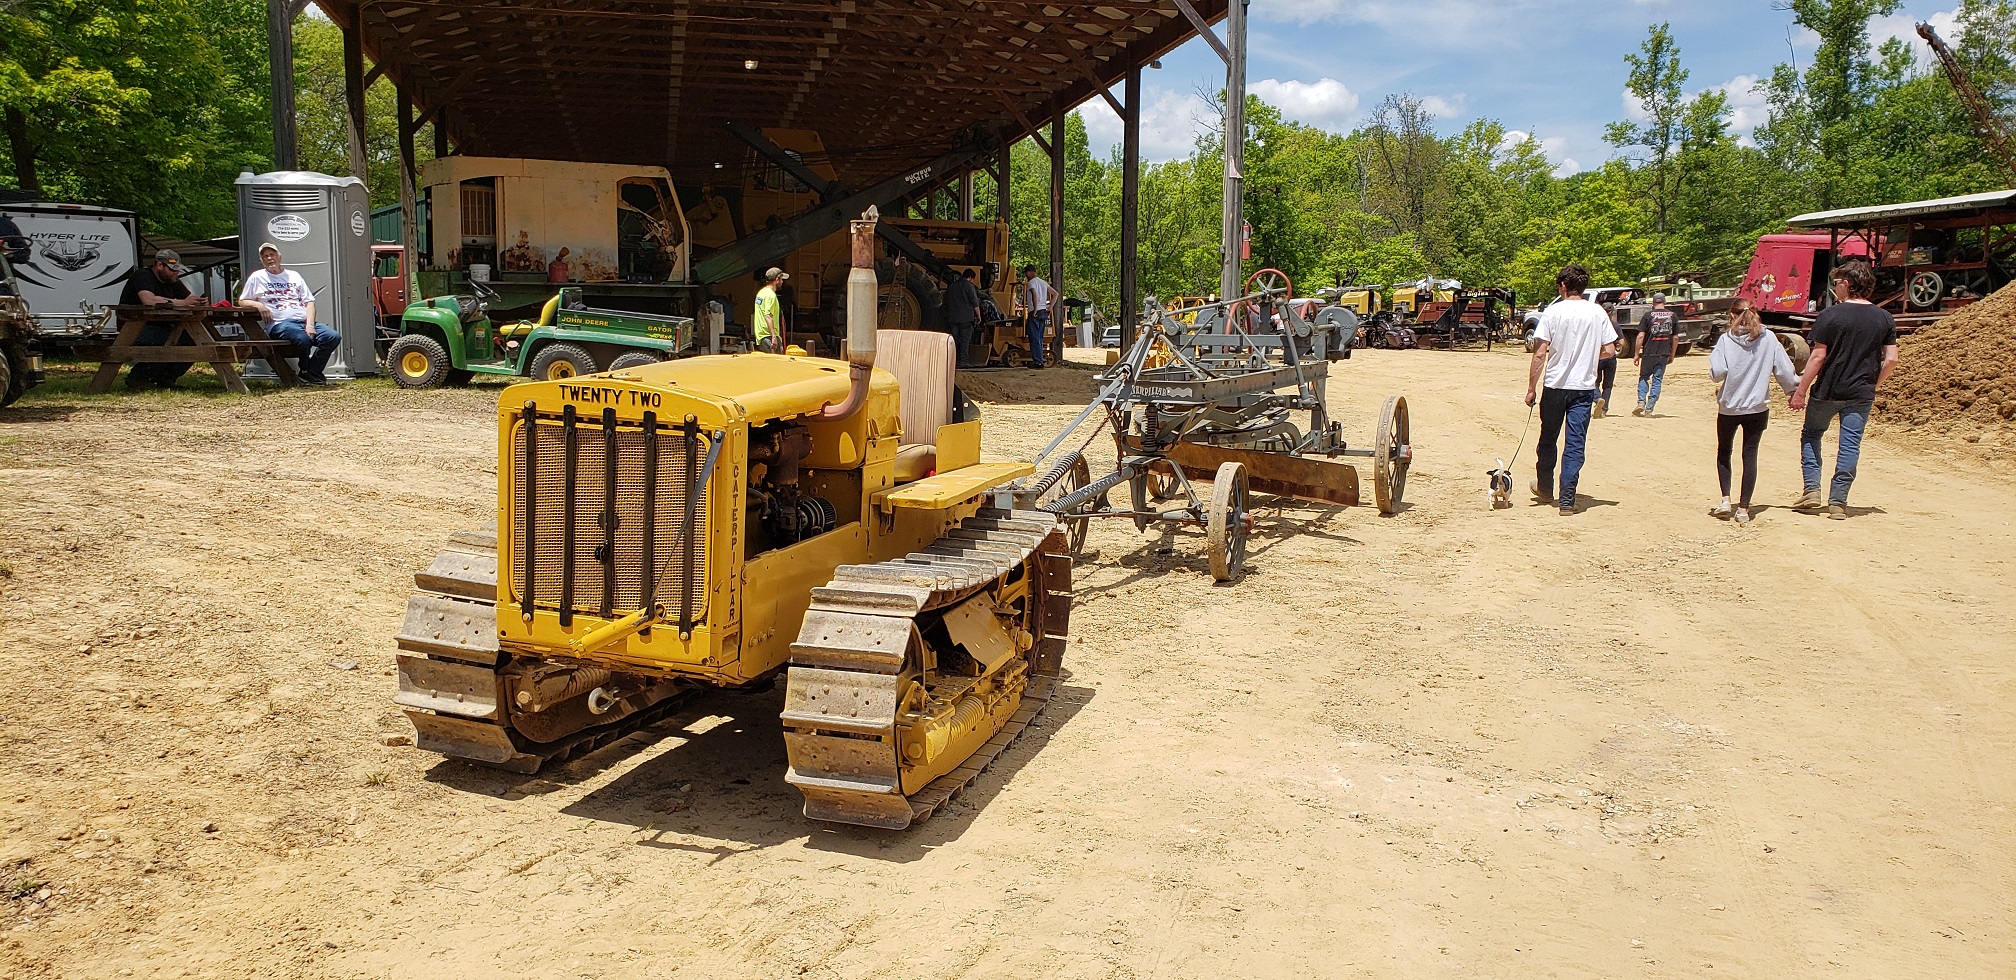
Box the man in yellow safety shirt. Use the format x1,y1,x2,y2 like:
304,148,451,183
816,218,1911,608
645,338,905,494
753,266,787,352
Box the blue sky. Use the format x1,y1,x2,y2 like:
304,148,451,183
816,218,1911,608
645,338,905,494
1078,1,1968,173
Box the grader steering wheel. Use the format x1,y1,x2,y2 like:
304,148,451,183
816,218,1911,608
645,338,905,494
1236,267,1293,333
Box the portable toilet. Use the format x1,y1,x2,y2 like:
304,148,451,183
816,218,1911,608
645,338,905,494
235,171,375,378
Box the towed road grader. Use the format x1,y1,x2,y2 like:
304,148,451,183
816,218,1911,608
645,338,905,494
391,210,1072,829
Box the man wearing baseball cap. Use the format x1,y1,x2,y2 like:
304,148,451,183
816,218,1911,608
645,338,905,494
117,248,207,390
239,242,341,385
753,266,788,353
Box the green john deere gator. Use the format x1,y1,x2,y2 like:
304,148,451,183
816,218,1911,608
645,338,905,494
386,282,695,387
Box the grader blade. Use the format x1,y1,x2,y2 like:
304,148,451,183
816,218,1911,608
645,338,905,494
1165,441,1361,506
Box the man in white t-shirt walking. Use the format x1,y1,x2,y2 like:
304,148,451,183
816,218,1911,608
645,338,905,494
1021,264,1052,368
1526,264,1620,515
238,242,342,384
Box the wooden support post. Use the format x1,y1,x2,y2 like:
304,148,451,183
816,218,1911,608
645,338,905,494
996,141,1012,224
959,172,975,221
1120,63,1141,350
1048,105,1065,366
398,88,419,256
1220,0,1248,303
434,112,449,157
267,0,298,170
341,20,368,181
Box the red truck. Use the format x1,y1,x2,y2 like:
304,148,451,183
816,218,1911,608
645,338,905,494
1737,190,2015,332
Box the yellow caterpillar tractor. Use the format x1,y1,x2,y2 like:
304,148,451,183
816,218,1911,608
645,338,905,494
391,209,1072,829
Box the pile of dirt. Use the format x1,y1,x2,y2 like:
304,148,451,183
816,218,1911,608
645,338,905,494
1876,281,2016,456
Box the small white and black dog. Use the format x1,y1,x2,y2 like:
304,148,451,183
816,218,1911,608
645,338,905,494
1487,458,1514,508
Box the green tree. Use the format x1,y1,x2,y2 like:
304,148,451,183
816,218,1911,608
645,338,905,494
0,0,269,236
291,16,435,210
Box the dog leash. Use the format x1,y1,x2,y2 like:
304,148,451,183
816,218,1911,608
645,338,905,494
1506,402,1535,470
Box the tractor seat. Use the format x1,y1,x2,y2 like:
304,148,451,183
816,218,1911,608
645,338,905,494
875,329,956,484
892,443,937,482
496,294,562,342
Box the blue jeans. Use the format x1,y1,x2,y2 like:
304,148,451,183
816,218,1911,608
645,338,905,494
268,319,341,381
1800,398,1872,505
1596,356,1617,407
1637,360,1668,411
1026,310,1050,367
1536,386,1597,508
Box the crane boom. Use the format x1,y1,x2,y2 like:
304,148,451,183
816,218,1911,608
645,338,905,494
1917,22,2016,185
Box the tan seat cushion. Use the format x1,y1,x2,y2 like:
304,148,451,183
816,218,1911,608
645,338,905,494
892,443,938,483
876,329,956,446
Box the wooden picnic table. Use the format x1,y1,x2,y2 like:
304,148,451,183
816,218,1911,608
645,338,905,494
87,305,300,394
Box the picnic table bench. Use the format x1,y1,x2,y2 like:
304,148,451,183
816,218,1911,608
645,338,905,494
87,305,300,394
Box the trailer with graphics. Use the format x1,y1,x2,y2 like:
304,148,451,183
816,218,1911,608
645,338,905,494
0,202,140,337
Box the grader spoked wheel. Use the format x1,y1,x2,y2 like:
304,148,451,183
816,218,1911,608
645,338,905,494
1035,454,1093,553
1206,461,1250,583
1146,461,1182,502
1372,394,1411,516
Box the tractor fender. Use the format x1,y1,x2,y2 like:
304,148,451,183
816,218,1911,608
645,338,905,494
400,304,469,367
513,326,688,374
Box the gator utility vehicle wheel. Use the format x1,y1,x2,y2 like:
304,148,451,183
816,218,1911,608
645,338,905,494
1206,461,1249,583
388,334,451,389
531,343,597,380
0,349,14,408
1372,394,1411,516
608,350,662,371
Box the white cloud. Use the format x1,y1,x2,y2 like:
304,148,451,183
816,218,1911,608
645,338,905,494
1712,74,1771,137
1248,77,1361,131
1870,7,1959,62
1503,129,1579,177
1078,86,1219,163
1418,94,1467,118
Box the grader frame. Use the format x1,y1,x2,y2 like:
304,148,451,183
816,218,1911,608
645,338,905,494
1012,280,1409,582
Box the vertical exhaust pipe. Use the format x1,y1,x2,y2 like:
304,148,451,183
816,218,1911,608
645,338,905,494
820,206,879,419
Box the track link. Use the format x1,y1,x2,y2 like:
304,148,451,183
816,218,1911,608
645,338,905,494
392,525,696,774
782,509,1072,829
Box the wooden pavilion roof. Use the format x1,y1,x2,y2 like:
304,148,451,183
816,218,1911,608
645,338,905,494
318,0,1223,185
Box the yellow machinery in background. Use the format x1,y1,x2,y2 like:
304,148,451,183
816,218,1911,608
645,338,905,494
390,210,1072,829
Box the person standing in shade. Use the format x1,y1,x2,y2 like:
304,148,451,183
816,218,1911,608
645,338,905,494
1789,257,1898,520
753,266,787,353
1633,292,1679,416
118,249,207,390
239,243,342,385
1708,307,1800,524
1022,264,1051,368
1525,264,1619,515
945,268,982,366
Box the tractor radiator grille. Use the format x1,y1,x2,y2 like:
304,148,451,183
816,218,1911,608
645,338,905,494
509,405,710,628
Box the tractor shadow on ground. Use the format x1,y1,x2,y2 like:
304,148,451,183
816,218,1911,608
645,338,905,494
426,677,1094,861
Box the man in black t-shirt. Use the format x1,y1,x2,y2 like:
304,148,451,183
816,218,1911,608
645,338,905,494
1789,257,1899,519
118,249,206,390
945,268,982,366
1632,293,1679,416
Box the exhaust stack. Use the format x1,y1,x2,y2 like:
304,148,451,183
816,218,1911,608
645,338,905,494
820,206,880,419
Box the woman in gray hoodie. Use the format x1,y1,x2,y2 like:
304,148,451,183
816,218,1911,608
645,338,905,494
1708,308,1801,523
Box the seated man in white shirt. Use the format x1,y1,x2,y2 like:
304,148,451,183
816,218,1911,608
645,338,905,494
238,242,342,384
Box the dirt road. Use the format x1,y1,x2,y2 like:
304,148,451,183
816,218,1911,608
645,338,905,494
2,348,2011,978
